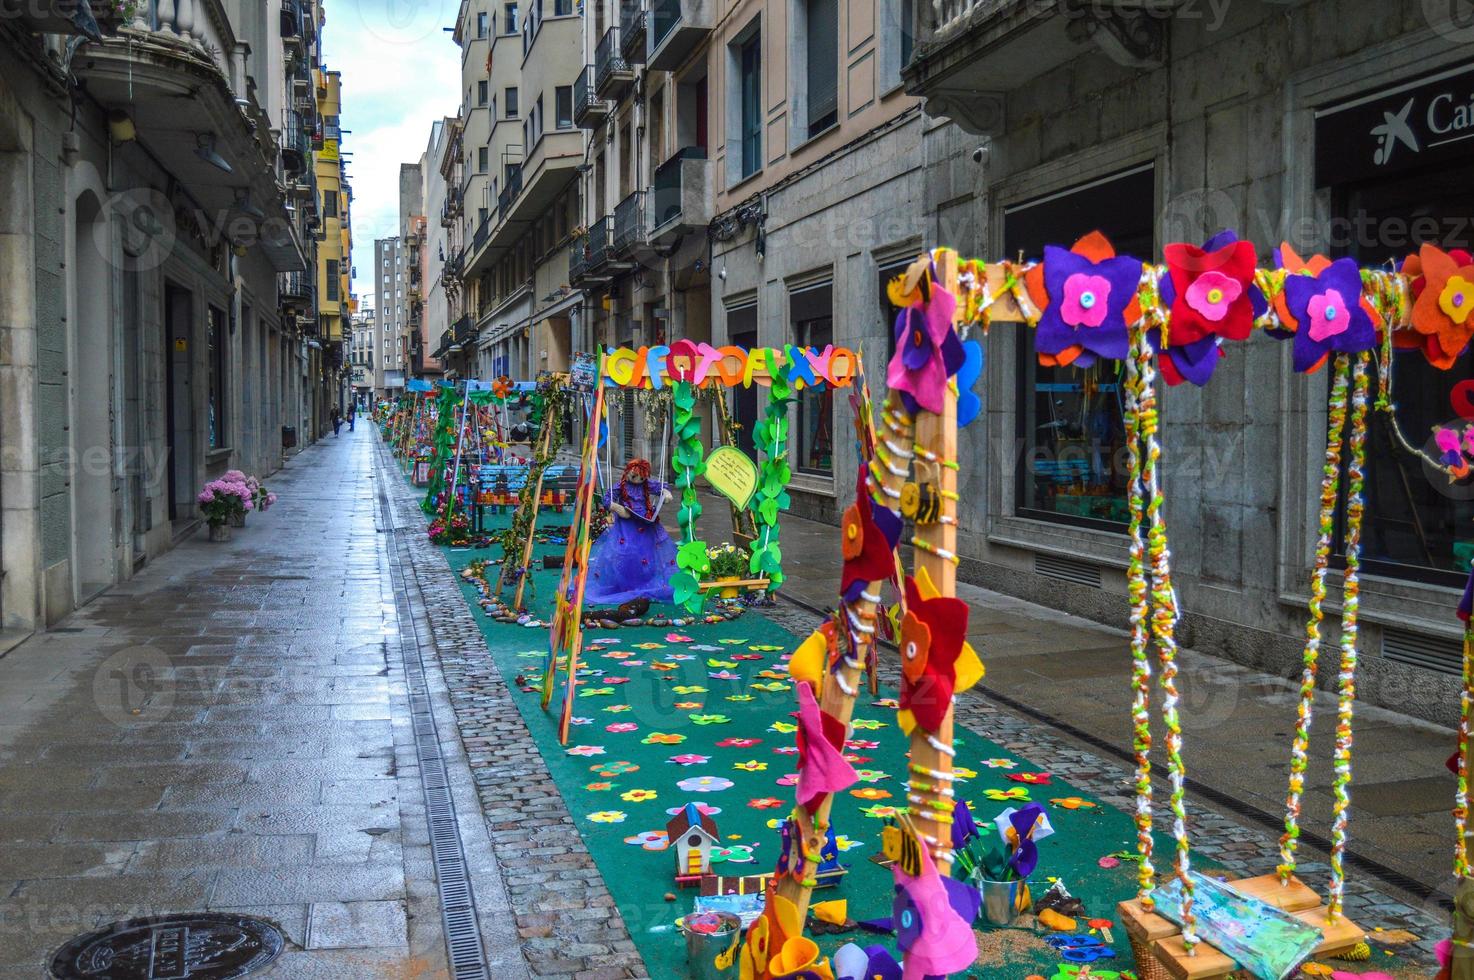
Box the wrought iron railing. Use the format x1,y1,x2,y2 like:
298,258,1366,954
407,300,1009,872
588,216,614,268
595,27,627,91
613,191,645,253
652,146,706,228
620,2,647,62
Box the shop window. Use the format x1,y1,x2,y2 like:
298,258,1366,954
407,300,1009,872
1319,69,1474,584
791,282,834,476
1004,164,1155,531
208,305,228,450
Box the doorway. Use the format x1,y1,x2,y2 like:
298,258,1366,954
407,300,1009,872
164,285,194,524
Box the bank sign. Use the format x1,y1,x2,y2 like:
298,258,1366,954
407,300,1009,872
1315,63,1474,187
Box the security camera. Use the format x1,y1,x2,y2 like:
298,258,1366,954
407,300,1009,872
718,268,727,281
972,145,988,165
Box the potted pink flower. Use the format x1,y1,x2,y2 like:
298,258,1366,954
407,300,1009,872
197,476,255,541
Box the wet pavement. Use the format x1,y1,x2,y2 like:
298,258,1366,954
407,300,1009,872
0,428,522,978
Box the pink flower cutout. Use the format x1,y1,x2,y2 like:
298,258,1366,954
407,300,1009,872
1060,273,1111,329
1307,288,1351,342
605,722,638,734
776,772,800,786
667,753,710,766
716,737,760,748
1184,270,1242,322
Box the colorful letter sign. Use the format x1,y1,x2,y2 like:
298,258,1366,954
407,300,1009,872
601,343,858,389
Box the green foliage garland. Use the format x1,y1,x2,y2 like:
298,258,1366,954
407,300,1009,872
421,386,462,516
750,355,793,590
494,377,574,607
669,381,710,612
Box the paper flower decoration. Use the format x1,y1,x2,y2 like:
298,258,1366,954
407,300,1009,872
776,772,800,786
603,703,632,713
748,797,784,809
649,662,678,672
1274,245,1381,373
1008,772,1052,785
1027,232,1142,368
733,759,768,772
566,745,605,757
872,697,899,709
850,786,892,800
717,737,761,748
667,753,709,766
1149,231,1268,386
850,718,888,731
568,717,592,726
726,694,756,703
897,568,979,734
751,682,789,693
620,788,658,802
707,670,741,681
1408,242,1474,368
672,685,706,694
770,721,798,734
952,766,978,781
794,682,859,811
623,830,669,850
642,732,686,745
591,760,638,776
861,804,905,819
718,637,746,644
711,844,756,863
677,775,734,793
706,659,738,668
887,283,966,415
579,687,614,697
604,722,638,734
731,652,764,661
587,810,627,824
891,830,982,978
853,769,889,783
674,701,703,710
665,632,693,643
840,465,901,603
1051,797,1098,810
667,803,721,817
846,739,880,750
984,787,1031,802
585,781,612,791
689,713,731,726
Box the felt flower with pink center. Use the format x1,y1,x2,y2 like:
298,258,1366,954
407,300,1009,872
1306,289,1352,342
1155,231,1267,386
566,745,605,757
1025,232,1142,368
1184,270,1242,321
1274,246,1381,374
667,753,709,766
605,722,638,734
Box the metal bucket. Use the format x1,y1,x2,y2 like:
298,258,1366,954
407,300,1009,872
977,878,1031,928
677,911,742,980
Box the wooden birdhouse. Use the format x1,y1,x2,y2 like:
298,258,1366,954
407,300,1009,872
666,802,720,887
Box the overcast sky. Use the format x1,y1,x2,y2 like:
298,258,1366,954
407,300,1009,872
322,0,461,305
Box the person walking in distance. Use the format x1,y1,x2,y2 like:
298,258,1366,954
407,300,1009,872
347,404,356,432
331,406,342,437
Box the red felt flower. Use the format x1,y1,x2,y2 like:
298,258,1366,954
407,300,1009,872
1163,236,1258,344
1007,772,1052,785
898,575,969,733
840,465,895,602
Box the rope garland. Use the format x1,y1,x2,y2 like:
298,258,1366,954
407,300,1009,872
1279,353,1352,882
1123,337,1156,908
1458,616,1473,882
1328,351,1370,922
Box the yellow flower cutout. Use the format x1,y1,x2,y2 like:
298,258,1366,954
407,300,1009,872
1441,274,1474,326
603,704,633,713
953,766,978,781
587,810,628,823
707,659,738,669
851,786,892,800
1050,797,1098,810
674,701,703,710
984,787,1031,802
751,682,790,693
642,732,686,745
851,718,887,730
621,788,658,803
580,687,615,697
733,760,767,772
769,721,797,734
726,695,756,703
672,685,707,695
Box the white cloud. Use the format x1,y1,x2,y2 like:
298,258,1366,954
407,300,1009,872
322,0,462,296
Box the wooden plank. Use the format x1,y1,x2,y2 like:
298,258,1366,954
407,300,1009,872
1224,873,1321,912
1117,899,1180,943
1294,905,1366,957
1150,936,1238,980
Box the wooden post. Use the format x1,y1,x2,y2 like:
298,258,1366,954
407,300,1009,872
907,248,961,876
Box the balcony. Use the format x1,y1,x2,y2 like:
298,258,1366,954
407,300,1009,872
595,27,633,100
612,191,646,257
282,113,310,173
569,231,590,284
280,0,304,45
620,2,647,64
901,1,1165,134
497,165,524,221
649,0,713,71
432,329,452,359
651,147,713,242
573,66,609,128
465,133,581,278
586,217,615,277
473,215,490,253
72,0,305,273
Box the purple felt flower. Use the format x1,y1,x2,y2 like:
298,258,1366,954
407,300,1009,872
1036,245,1142,366
886,286,965,415
1006,803,1046,879
950,798,981,852
1281,258,1377,373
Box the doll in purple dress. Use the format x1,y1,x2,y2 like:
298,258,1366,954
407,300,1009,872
584,458,678,604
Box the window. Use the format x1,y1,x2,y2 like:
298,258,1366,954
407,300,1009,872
323,191,338,217
534,93,545,143
733,29,761,181
804,0,838,137
555,85,573,129
505,87,519,117
478,146,489,172
327,259,340,301
1005,164,1154,531
476,10,488,36
503,1,518,33
791,282,834,476
208,306,227,450
477,80,488,106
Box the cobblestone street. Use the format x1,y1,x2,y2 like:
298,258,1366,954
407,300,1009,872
0,423,1461,978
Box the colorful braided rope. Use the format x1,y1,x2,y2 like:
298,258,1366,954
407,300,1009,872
1123,338,1156,907
1327,351,1370,922
1458,617,1472,882
1279,353,1351,882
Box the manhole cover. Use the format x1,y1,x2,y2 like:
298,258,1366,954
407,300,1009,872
50,913,285,980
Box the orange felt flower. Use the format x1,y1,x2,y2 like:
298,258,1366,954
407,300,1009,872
899,610,930,685
1050,796,1098,810
850,786,892,801
1410,243,1474,368
841,501,865,560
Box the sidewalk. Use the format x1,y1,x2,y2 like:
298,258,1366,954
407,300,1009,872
0,429,522,977
692,498,1456,905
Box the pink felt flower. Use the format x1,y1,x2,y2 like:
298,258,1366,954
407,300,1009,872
1184,270,1242,322
668,753,710,766
605,722,638,734
1060,273,1111,328
1307,289,1352,342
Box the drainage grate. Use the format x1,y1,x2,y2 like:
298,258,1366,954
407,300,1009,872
1382,626,1463,676
49,913,284,979
1033,552,1102,588
377,456,491,980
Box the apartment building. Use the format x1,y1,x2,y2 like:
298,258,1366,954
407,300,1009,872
374,236,407,396
0,0,339,630
314,68,353,432
571,0,919,467
415,119,453,383
444,0,585,382
351,306,377,406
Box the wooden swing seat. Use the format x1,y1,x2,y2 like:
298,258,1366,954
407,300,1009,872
1228,873,1366,957
697,577,770,592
